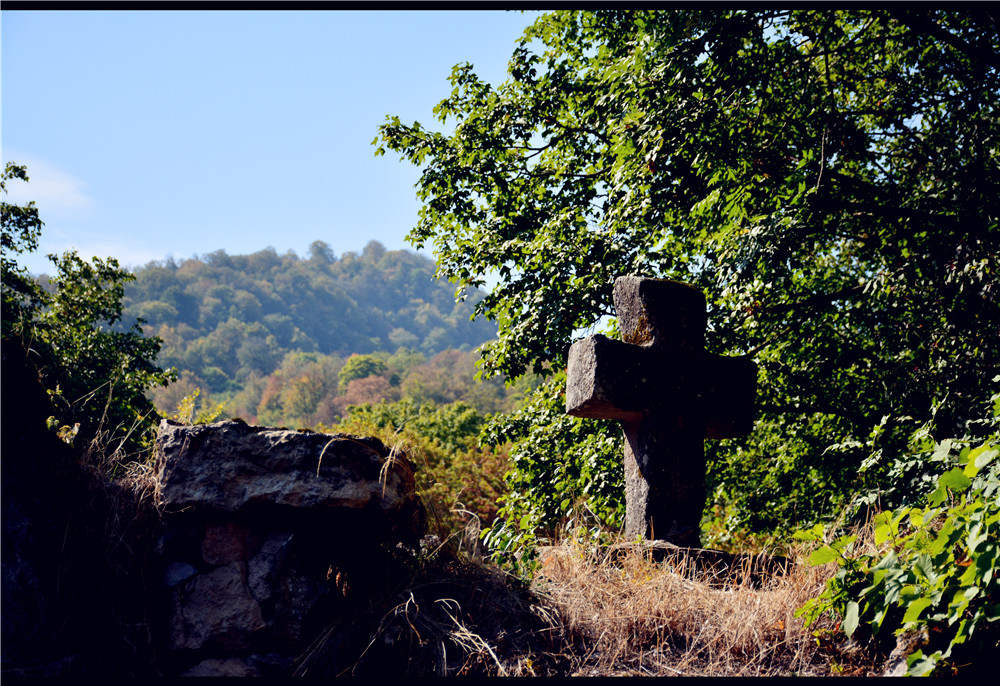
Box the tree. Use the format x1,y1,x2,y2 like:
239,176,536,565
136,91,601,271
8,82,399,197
1,163,45,334
336,375,398,414
378,10,1000,537
338,353,389,392
2,163,176,462
308,240,337,265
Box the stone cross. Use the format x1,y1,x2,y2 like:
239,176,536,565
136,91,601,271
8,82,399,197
565,276,756,548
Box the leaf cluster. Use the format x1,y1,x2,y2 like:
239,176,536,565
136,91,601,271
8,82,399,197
796,389,1000,675
479,372,624,574
2,163,175,462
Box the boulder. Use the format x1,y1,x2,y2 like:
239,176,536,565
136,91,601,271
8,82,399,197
155,419,424,547
169,561,266,652
153,419,426,675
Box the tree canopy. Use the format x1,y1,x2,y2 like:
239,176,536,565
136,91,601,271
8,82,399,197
378,10,1000,534
2,163,175,460
120,241,497,394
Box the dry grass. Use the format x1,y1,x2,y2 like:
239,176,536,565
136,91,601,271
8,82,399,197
529,538,884,676
290,532,885,677
293,550,570,677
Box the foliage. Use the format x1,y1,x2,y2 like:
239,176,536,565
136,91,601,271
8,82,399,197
327,400,509,544
168,388,226,425
480,373,624,573
854,389,1000,512
796,389,1000,676
159,345,530,431
378,9,1000,541
338,353,390,392
2,163,175,461
1,163,45,332
120,240,496,395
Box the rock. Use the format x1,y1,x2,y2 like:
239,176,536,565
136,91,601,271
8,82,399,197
181,657,262,677
201,521,262,565
169,561,266,651
163,561,199,588
155,419,424,547
882,627,929,676
155,419,426,674
248,532,295,606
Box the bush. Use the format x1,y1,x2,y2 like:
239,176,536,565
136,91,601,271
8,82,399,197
480,373,624,575
2,163,175,464
796,385,1000,675
326,400,509,549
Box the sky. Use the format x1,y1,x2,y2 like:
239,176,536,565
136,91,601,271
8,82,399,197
2,9,540,275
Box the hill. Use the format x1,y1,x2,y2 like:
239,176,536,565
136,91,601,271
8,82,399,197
122,240,496,394
117,240,535,427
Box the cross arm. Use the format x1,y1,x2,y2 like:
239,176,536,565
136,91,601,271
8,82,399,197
700,354,757,439
566,334,647,421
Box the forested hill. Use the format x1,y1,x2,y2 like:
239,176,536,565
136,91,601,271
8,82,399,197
121,240,496,393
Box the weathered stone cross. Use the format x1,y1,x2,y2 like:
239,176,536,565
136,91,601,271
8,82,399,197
566,276,756,548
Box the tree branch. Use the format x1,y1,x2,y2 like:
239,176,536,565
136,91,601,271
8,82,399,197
763,285,864,316
888,9,1000,71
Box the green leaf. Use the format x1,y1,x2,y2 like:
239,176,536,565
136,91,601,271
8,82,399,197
928,484,949,507
793,523,826,542
972,446,998,471
938,467,972,493
906,650,941,676
902,597,933,624
809,546,840,565
842,601,860,638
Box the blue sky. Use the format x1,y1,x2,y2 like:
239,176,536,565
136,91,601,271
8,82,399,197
2,9,540,275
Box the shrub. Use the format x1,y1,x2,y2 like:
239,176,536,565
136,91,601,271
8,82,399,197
2,163,175,464
479,373,624,575
796,385,1000,675
327,400,509,550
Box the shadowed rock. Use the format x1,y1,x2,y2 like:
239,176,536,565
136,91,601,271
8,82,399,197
156,419,422,534
154,419,426,676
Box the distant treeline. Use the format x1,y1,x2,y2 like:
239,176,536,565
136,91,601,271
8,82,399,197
112,240,529,426
119,240,491,385
155,346,538,429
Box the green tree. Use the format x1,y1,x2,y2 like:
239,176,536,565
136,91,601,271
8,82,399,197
121,239,498,390
1,164,45,334
378,10,1000,539
338,353,389,392
1,163,175,461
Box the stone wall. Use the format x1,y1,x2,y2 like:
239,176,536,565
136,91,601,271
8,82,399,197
154,419,425,676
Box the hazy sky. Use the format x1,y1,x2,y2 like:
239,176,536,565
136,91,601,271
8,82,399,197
2,9,540,275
